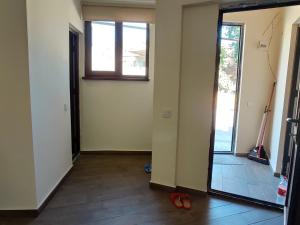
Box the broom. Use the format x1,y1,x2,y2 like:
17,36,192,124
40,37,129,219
248,81,276,165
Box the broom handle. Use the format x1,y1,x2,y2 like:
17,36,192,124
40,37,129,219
256,113,266,147
256,82,276,147
267,82,276,112
257,82,277,147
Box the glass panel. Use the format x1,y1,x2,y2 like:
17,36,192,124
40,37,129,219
214,25,241,152
212,24,284,206
122,22,147,76
91,21,115,71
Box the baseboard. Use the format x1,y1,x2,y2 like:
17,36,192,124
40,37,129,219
0,209,39,217
81,150,152,155
0,166,74,217
149,182,207,196
37,166,74,214
149,182,176,192
176,186,207,196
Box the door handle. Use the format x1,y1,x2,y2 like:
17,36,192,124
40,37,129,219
287,118,300,123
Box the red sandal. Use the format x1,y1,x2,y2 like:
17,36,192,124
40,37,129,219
180,193,192,210
170,193,183,209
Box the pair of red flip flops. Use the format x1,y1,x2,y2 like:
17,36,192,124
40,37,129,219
170,193,192,209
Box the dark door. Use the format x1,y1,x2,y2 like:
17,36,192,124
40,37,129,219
286,108,300,224
285,27,300,225
69,31,80,159
282,28,300,176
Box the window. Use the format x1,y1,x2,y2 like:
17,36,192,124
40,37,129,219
84,21,150,81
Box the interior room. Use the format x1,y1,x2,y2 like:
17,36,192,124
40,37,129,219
2,1,300,225
211,4,300,206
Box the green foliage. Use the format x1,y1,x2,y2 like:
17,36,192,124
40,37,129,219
219,25,241,93
225,25,240,39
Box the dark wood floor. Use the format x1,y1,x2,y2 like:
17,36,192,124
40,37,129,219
0,154,283,225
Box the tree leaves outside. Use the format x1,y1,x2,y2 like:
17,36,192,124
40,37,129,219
214,25,242,152
219,25,241,93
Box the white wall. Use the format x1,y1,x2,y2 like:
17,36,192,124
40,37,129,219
82,0,156,7
0,0,83,210
151,0,297,190
269,5,300,173
26,0,83,207
176,4,219,191
151,0,182,188
151,0,219,190
80,26,155,152
0,0,37,210
223,9,283,155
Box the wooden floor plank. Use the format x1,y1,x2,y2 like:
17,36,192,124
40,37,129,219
0,154,283,225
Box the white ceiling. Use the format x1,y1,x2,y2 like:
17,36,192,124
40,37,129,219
82,0,253,5
81,0,295,8
82,0,156,6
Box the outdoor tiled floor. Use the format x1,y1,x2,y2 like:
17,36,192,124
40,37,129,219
212,155,284,205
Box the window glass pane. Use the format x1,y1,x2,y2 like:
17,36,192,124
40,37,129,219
221,25,240,41
122,22,147,76
92,21,115,71
214,25,241,153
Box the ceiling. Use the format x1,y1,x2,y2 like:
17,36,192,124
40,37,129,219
81,0,299,8
81,0,251,5
82,0,156,6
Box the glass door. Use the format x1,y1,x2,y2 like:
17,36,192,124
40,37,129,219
214,23,243,153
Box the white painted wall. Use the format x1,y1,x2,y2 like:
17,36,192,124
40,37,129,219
0,0,37,210
151,0,300,191
80,26,155,152
151,0,182,188
269,5,300,173
176,4,219,191
223,9,283,155
151,0,219,190
26,0,83,207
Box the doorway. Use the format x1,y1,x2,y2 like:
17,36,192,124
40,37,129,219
208,2,300,216
69,30,80,160
214,23,243,153
209,4,298,210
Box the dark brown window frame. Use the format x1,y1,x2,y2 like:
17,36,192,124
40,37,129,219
84,21,150,81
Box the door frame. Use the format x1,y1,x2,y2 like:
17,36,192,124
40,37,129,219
69,29,81,160
286,127,300,224
285,26,300,225
208,0,300,211
282,27,300,176
213,22,244,155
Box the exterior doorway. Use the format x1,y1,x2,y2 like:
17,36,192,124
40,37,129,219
209,2,300,215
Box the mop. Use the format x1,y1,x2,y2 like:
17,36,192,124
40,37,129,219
248,82,276,165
